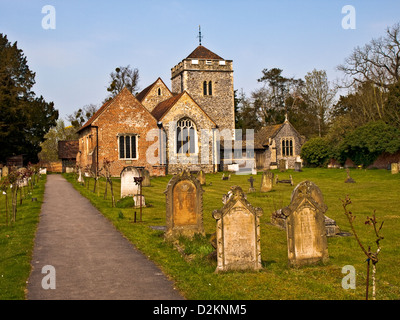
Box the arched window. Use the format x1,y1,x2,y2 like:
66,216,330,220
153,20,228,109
202,81,213,96
176,118,196,154
158,88,162,96
203,81,208,95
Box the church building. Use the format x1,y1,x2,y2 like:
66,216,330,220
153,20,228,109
76,44,236,177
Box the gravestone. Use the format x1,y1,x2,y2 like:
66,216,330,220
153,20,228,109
133,194,146,207
2,166,8,178
248,176,256,193
345,168,356,183
212,186,263,272
279,159,286,172
260,170,274,192
164,170,205,240
77,168,84,183
141,168,151,187
39,168,47,175
197,170,206,185
283,180,329,267
391,163,399,174
294,161,302,172
120,166,140,198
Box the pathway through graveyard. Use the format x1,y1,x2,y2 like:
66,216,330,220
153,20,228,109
27,174,183,300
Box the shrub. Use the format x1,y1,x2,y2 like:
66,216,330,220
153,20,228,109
300,137,331,167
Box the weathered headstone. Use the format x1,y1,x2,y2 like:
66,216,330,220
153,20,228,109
391,163,399,174
294,161,302,172
77,168,84,183
279,159,286,172
197,170,206,185
39,168,47,175
164,170,204,240
120,166,140,198
2,166,9,178
260,170,274,192
248,176,256,193
283,180,329,267
141,168,151,187
212,186,263,272
133,194,146,207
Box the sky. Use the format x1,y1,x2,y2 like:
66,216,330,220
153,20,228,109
1,0,400,122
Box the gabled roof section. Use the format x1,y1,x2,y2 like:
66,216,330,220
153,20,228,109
186,45,223,60
78,87,154,133
136,77,172,102
151,92,185,121
151,91,216,125
254,124,284,149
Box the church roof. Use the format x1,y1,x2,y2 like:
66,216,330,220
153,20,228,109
136,77,171,102
186,45,223,60
151,92,185,120
254,124,284,149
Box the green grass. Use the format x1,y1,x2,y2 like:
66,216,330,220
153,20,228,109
63,168,400,300
0,175,46,300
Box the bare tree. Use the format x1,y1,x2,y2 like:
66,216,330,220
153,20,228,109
106,65,139,100
337,22,400,89
303,69,337,137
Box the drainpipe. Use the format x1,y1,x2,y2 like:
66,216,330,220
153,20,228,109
92,125,99,177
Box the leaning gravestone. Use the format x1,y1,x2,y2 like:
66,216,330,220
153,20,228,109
164,170,204,240
260,170,274,192
248,176,256,193
391,163,399,174
120,166,140,198
283,180,329,267
212,186,263,272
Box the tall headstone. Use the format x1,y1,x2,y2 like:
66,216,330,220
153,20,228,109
212,186,263,272
391,163,399,174
279,159,286,172
260,170,274,192
120,166,140,198
294,161,302,172
164,170,205,240
2,166,8,178
283,180,329,267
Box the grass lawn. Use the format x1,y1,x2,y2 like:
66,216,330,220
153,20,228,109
0,175,46,300
63,168,400,300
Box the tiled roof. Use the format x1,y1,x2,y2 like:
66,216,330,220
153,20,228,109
254,124,284,149
186,45,223,60
151,92,185,120
58,140,79,159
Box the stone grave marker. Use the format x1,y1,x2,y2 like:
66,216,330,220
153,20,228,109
2,166,8,178
197,170,206,185
212,186,263,272
120,166,140,198
391,163,399,174
283,180,329,267
294,161,302,172
164,170,205,240
260,170,274,192
248,176,256,193
141,168,151,187
133,194,146,207
279,159,286,172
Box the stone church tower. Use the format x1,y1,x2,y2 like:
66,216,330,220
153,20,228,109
170,45,235,136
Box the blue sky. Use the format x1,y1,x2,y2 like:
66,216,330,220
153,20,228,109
1,0,400,122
